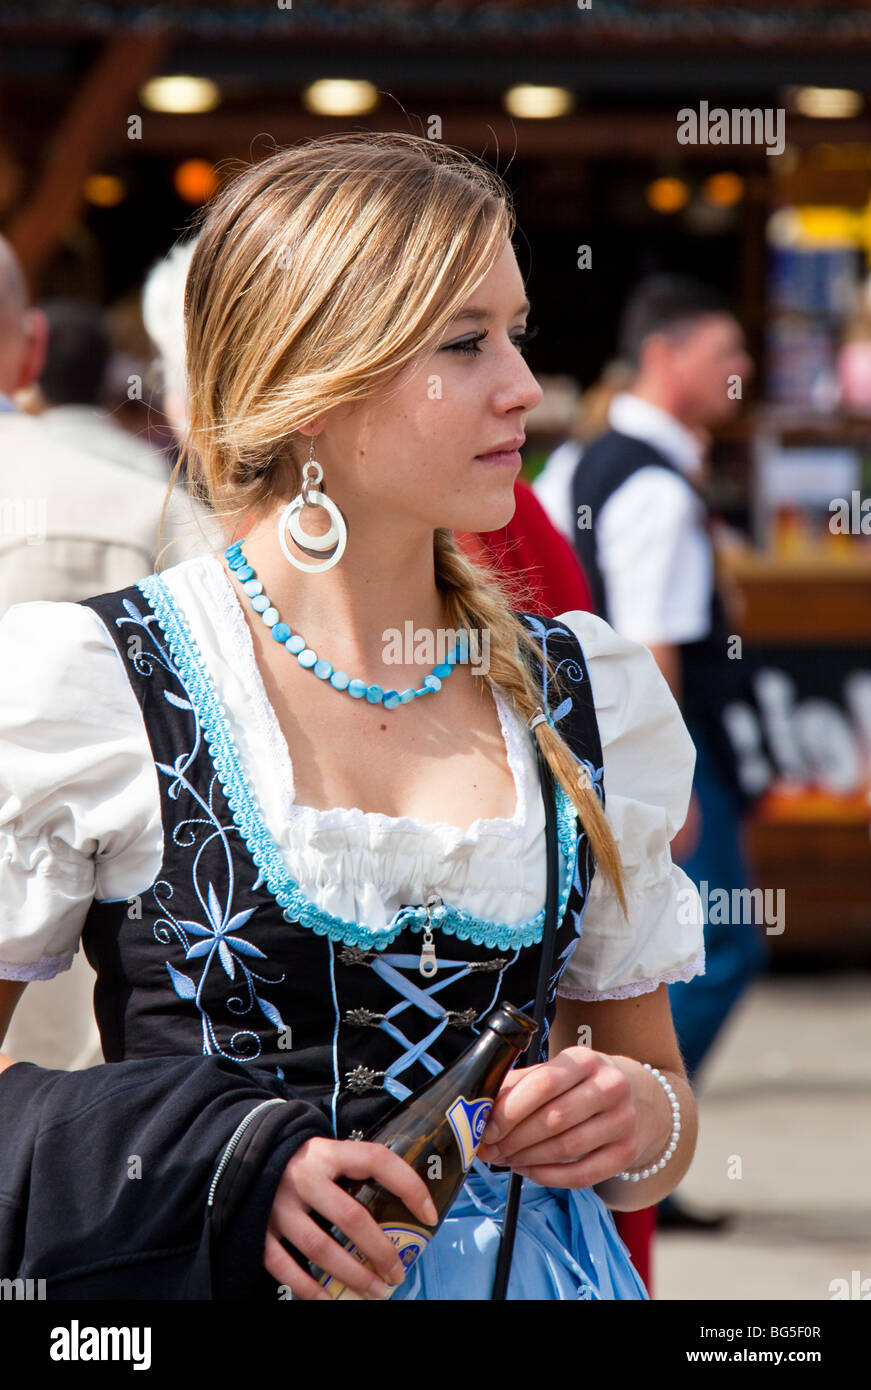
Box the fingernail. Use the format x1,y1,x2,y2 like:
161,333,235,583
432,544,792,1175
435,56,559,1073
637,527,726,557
485,1146,503,1164
485,1122,501,1143
424,1197,438,1225
368,1276,392,1299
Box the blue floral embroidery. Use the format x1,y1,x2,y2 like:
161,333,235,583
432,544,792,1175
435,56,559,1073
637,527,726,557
114,597,287,1061
135,575,584,954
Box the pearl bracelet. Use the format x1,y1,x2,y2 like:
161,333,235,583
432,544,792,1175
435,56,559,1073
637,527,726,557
616,1063,680,1182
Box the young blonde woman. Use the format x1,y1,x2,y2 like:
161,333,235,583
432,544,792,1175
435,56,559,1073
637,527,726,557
0,132,704,1301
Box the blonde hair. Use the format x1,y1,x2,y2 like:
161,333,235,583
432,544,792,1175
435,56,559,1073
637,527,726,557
163,131,625,912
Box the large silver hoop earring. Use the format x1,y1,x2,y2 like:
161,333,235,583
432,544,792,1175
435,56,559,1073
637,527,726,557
277,433,348,573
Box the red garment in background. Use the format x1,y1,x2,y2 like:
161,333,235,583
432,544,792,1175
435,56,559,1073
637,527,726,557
455,477,657,1297
453,479,592,616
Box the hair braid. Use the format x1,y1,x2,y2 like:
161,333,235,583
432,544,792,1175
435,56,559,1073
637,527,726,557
433,529,627,914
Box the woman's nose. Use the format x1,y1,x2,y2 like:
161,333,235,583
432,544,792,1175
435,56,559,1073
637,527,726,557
495,348,543,414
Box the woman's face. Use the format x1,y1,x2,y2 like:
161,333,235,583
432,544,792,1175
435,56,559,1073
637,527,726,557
316,238,543,537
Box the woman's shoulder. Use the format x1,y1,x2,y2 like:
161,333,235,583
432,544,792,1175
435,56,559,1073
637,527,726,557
551,607,681,702
549,607,696,833
0,596,117,678
0,585,158,729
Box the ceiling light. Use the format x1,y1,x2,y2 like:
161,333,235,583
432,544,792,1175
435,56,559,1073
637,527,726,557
83,174,126,208
174,159,219,204
646,177,689,214
503,85,575,119
791,87,863,119
301,80,379,116
141,76,221,115
703,172,745,208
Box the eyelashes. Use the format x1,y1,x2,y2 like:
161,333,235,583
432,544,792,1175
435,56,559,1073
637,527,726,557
442,324,540,357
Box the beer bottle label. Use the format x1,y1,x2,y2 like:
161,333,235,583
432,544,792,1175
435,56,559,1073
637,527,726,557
445,1095,493,1172
319,1223,431,1300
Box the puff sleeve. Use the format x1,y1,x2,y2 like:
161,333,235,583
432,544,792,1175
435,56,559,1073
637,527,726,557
554,610,705,1000
0,601,160,980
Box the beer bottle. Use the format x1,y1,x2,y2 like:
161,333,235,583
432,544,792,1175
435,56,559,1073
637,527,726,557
313,1001,538,1299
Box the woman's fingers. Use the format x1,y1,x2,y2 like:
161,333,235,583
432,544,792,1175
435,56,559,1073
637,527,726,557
320,1140,439,1229
485,1065,631,1162
493,1100,635,1169
295,1173,408,1286
263,1226,334,1301
514,1137,637,1190
482,1049,601,1149
266,1138,439,1300
277,1205,397,1300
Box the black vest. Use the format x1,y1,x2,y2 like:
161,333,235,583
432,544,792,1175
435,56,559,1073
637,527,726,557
572,431,756,804
78,579,604,1140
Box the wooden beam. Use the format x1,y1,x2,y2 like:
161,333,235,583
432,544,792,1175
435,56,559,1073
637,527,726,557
6,26,170,291
128,108,871,163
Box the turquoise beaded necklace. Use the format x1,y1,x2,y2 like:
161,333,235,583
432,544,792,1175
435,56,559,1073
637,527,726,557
225,538,468,710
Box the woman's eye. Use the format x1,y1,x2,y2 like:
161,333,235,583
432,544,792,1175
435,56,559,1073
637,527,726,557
442,324,539,357
512,324,539,356
443,332,487,356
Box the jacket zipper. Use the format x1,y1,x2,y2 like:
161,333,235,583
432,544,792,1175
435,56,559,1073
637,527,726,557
207,1097,287,1209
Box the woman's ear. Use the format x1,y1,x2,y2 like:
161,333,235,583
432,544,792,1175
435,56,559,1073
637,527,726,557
16,307,48,392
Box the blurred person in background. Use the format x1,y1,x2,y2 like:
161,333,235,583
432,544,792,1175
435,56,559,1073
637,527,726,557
533,359,636,544
36,299,170,483
571,275,769,1230
142,237,199,446
0,234,223,1074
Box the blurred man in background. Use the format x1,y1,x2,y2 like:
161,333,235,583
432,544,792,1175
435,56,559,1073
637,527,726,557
37,299,170,483
571,274,770,1228
533,359,636,543
0,234,223,1072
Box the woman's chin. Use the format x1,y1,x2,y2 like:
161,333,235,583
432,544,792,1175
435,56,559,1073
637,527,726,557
447,493,519,537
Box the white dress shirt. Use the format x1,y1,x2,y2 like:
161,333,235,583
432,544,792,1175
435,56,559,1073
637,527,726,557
596,393,713,645
39,404,171,484
0,409,224,613
531,438,583,543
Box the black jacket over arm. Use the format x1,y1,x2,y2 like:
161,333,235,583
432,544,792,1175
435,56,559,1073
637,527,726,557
0,1054,333,1300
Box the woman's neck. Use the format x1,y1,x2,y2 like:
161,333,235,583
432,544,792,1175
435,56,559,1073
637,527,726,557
230,505,453,672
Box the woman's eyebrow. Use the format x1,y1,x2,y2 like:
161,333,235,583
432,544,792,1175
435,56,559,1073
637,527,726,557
451,299,531,323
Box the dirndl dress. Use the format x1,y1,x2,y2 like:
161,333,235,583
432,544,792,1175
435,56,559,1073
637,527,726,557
0,552,705,1300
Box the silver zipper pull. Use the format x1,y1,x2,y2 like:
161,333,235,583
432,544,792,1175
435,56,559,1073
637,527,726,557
418,891,442,977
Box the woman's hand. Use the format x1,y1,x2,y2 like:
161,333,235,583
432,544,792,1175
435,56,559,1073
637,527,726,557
264,1137,438,1301
476,1047,672,1189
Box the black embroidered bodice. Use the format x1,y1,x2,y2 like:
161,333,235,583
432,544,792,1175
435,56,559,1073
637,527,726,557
79,575,605,1139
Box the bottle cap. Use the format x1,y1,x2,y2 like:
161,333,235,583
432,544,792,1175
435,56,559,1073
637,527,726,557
483,1002,538,1048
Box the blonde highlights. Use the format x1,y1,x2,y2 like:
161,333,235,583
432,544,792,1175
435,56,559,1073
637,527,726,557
166,130,625,912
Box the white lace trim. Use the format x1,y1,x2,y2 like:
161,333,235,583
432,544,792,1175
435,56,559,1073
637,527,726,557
0,952,75,981
201,552,531,844
556,946,706,1001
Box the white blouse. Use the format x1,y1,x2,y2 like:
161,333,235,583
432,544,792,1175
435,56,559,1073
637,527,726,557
0,551,704,999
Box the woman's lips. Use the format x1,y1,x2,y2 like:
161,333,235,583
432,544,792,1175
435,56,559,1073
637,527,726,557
474,449,522,465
